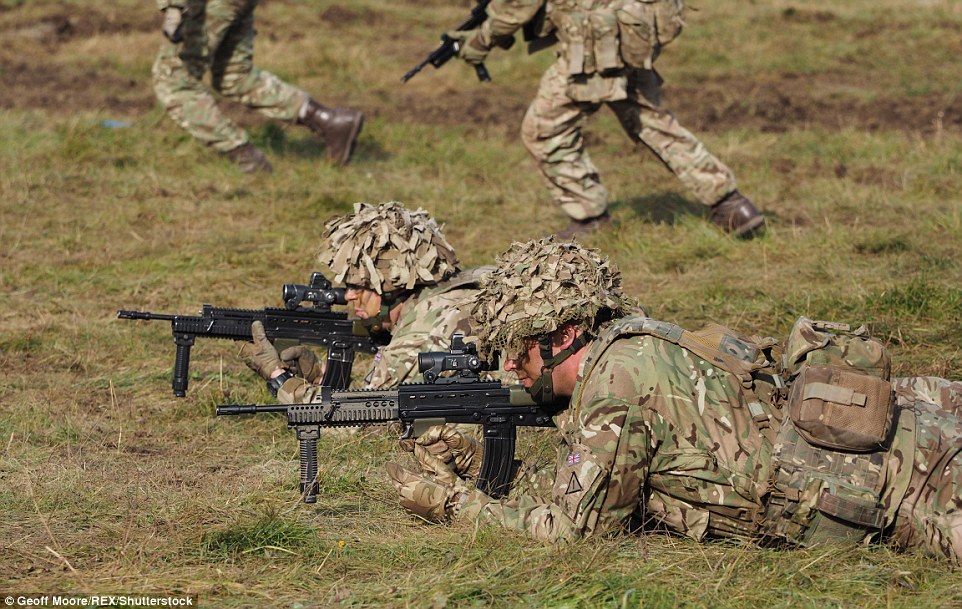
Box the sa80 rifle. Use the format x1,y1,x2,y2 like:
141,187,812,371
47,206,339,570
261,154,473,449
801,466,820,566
118,272,384,396
217,334,559,503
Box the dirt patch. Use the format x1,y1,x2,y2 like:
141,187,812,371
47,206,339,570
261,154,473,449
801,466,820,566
4,8,155,44
779,7,837,23
373,73,962,136
382,85,529,132
664,74,962,135
320,5,383,27
0,62,154,115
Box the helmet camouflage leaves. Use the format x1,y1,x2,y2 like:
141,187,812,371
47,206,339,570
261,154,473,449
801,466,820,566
318,202,460,294
472,237,634,357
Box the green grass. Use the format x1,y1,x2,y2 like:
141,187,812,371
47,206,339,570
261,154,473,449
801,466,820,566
1,0,961,607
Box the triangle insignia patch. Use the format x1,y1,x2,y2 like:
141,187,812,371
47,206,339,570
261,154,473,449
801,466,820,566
565,472,583,495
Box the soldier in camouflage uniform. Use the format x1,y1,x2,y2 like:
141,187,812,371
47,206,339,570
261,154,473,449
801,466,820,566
244,202,502,401
448,0,764,238
153,0,363,173
387,238,962,564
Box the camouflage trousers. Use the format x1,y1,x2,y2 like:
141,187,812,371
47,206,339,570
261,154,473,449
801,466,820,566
890,376,962,563
152,0,307,152
520,61,737,220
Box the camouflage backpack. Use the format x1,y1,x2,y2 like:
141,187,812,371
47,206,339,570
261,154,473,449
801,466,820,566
781,317,895,452
761,317,896,547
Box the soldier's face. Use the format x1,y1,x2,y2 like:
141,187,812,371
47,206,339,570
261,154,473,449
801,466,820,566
503,338,544,389
345,287,383,320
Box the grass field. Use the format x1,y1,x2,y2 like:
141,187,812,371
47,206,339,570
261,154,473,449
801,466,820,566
2,0,962,607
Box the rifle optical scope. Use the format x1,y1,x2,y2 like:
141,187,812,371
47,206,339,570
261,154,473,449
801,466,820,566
418,333,494,383
283,272,348,311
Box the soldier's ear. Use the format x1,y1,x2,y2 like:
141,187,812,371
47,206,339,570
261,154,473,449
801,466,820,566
553,324,579,350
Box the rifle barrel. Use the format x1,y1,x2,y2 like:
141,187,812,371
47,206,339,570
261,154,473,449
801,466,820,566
117,310,178,321
217,404,289,416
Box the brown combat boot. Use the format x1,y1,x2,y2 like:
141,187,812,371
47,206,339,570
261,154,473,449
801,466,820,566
710,191,765,237
299,100,364,165
225,143,273,174
556,211,612,240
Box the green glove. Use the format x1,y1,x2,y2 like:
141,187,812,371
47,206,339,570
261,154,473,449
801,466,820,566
242,321,284,380
447,29,491,66
279,345,325,383
385,463,466,523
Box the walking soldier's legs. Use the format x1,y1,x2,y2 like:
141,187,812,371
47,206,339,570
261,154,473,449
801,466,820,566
521,62,608,221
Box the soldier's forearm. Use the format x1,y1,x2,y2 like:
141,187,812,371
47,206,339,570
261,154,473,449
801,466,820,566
485,0,545,38
276,376,319,404
460,491,583,543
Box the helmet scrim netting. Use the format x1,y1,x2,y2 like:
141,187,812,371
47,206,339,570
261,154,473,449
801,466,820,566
317,202,460,294
471,237,634,358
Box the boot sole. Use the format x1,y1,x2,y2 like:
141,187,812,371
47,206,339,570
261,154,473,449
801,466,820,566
731,215,766,238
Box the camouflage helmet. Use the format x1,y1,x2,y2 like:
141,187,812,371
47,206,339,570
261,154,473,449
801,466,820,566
472,237,634,357
318,202,460,294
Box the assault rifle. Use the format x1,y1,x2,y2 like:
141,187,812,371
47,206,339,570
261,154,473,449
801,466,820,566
217,334,559,503
402,0,498,83
118,272,383,397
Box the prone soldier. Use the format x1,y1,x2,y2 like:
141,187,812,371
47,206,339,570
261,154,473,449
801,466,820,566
388,238,962,564
445,0,764,238
243,201,504,399
152,0,363,172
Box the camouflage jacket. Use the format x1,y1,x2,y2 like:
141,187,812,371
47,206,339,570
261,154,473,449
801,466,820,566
457,316,962,562
278,269,498,402
460,315,780,542
460,315,934,546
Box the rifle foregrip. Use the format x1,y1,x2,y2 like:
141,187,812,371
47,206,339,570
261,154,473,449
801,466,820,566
300,438,319,504
172,335,195,397
477,421,517,498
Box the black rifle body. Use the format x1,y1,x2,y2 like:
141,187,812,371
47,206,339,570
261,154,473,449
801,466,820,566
402,0,493,83
218,380,556,503
118,304,379,396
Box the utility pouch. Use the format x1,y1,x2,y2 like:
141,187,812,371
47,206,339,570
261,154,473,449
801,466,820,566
589,9,623,72
763,417,887,546
615,1,655,68
615,0,684,69
783,317,891,380
558,11,589,75
787,365,895,452
649,0,685,46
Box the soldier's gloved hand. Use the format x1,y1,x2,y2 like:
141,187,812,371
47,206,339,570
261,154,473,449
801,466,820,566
446,29,491,66
385,463,466,523
161,7,185,43
279,345,326,383
241,321,285,380
399,425,483,484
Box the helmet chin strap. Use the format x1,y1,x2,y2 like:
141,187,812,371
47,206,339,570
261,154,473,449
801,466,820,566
527,331,591,404
356,290,412,333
